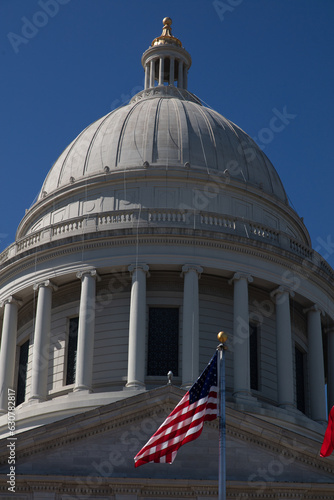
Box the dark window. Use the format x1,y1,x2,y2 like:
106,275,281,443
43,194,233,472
16,340,29,406
250,323,259,391
295,346,306,413
147,307,179,377
66,317,79,385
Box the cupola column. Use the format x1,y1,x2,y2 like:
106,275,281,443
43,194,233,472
271,286,295,409
169,57,175,86
149,59,155,88
0,296,22,414
229,273,253,400
126,264,150,389
181,264,203,388
304,304,327,423
159,56,164,85
327,327,334,411
144,63,150,90
29,280,58,402
178,60,184,88
74,270,100,392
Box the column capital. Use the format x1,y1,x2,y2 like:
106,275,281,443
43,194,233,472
128,263,150,276
0,296,22,308
228,272,253,285
181,264,203,278
303,303,325,316
76,269,101,281
33,279,58,292
270,285,295,300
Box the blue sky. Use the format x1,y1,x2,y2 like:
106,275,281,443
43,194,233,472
0,0,333,265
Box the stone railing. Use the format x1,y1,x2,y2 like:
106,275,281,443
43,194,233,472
0,209,323,274
289,239,312,259
249,224,279,242
200,213,235,230
320,259,334,280
52,219,83,236
148,211,187,223
16,233,41,252
0,248,10,265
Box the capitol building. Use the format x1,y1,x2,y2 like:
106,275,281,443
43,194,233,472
0,17,333,499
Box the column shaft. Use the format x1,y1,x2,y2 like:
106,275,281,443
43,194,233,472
181,265,202,388
158,57,164,85
74,270,98,392
0,298,21,413
126,264,149,389
230,273,253,399
272,287,294,408
30,281,57,401
306,306,327,422
144,63,150,90
149,59,155,88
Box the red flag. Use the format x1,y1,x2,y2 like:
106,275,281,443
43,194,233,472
320,406,334,457
134,352,218,467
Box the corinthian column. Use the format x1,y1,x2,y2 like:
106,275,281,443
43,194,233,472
74,270,100,392
29,280,58,402
271,286,295,409
0,297,22,413
181,264,203,388
126,264,149,389
304,304,327,423
229,273,253,400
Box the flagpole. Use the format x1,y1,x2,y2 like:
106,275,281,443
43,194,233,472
217,331,228,500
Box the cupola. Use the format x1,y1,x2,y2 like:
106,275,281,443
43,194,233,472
141,17,192,89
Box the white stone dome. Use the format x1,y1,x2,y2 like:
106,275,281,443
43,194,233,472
39,87,288,204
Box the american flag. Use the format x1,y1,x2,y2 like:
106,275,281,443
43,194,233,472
320,405,334,457
134,351,218,467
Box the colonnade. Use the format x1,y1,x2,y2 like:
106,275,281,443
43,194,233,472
0,266,331,423
144,56,188,89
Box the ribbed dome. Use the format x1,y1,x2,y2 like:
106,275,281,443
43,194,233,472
39,89,288,203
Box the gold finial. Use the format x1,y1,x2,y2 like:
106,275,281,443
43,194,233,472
151,17,182,47
217,331,228,344
162,17,172,36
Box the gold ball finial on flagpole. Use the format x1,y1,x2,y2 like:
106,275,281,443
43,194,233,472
217,331,228,344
